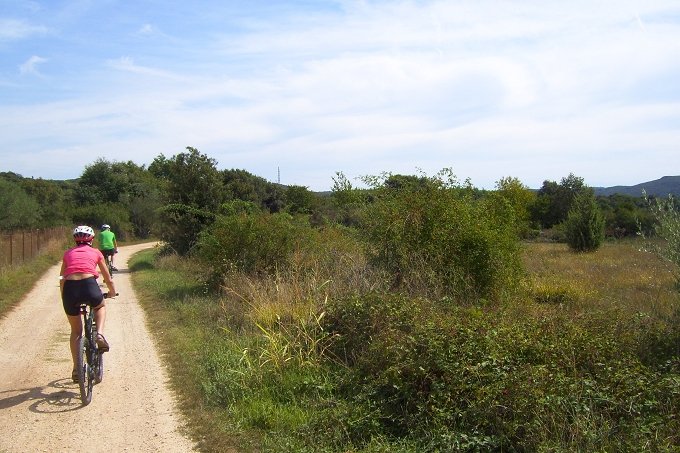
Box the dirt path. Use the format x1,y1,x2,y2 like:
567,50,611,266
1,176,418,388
0,243,197,453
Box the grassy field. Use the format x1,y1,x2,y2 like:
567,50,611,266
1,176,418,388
131,239,679,452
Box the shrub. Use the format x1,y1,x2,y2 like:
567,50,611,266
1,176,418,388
563,189,605,252
156,203,216,255
318,292,680,451
196,211,307,278
641,192,680,286
359,169,522,301
218,199,261,216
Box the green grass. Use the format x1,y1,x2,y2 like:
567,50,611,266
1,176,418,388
129,240,680,452
129,250,258,453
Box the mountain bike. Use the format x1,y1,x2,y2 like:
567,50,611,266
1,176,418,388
104,253,114,277
76,293,116,406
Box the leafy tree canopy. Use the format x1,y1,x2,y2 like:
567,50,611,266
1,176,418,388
0,178,41,230
151,147,223,211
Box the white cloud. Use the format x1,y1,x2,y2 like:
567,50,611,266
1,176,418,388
19,55,47,75
138,23,154,35
0,19,47,41
1,0,679,189
105,56,182,80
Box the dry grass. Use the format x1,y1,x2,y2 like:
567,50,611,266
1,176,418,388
218,243,389,333
0,237,68,317
522,240,678,318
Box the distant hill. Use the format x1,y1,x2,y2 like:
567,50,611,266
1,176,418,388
593,176,680,198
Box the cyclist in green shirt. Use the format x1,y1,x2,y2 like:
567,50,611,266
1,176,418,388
98,224,118,271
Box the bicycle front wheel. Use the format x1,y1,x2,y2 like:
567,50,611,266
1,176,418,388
76,336,93,405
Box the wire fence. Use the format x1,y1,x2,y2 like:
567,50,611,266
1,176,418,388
0,226,70,270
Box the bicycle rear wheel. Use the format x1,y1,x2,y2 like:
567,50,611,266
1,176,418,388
76,336,93,405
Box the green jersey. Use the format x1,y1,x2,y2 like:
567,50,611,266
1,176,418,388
99,230,116,250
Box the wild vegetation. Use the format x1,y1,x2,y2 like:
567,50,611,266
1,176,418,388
132,238,679,452
3,147,679,451
0,237,69,314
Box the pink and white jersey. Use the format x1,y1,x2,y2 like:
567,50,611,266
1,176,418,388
62,244,104,278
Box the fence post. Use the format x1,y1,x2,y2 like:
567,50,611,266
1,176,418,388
0,226,71,270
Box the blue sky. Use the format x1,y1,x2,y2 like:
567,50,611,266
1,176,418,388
1,0,679,191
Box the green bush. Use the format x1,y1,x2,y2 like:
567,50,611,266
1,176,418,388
563,189,605,252
359,170,522,300
317,293,680,451
642,192,680,285
157,203,216,255
218,199,261,216
196,211,307,277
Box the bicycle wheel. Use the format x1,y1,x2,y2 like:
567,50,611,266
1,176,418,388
95,351,104,383
76,335,93,405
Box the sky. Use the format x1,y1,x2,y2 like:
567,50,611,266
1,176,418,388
1,0,679,192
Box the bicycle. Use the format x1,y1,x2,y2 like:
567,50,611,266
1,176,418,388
75,292,117,406
104,252,115,277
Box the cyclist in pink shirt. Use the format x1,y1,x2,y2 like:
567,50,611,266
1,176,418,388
60,225,116,382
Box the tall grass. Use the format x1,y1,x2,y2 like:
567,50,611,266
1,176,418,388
523,240,677,314
0,236,69,317
131,238,679,452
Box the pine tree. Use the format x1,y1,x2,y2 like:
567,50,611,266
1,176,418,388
564,189,605,252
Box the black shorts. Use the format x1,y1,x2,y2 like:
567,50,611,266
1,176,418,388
101,249,115,258
61,278,104,316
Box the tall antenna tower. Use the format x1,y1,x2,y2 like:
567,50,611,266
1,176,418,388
277,166,280,184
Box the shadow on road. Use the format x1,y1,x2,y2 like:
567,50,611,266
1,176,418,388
0,378,83,413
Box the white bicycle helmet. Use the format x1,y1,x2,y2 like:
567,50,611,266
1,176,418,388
101,224,111,230
73,225,95,243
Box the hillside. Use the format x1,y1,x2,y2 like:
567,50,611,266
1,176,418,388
593,175,680,197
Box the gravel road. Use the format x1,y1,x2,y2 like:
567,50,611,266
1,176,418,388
0,243,197,452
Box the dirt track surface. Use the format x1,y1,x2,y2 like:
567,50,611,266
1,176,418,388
0,243,197,453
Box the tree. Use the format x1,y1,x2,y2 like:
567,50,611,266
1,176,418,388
330,172,367,227
150,147,223,254
641,192,680,286
359,169,522,300
77,158,137,204
152,147,223,211
597,194,654,238
285,185,317,215
563,189,605,252
494,176,537,237
17,177,72,226
531,173,586,229
75,159,161,238
157,204,216,255
222,169,267,203
0,178,41,230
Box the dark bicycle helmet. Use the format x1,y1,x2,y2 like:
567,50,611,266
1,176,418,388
73,225,95,243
